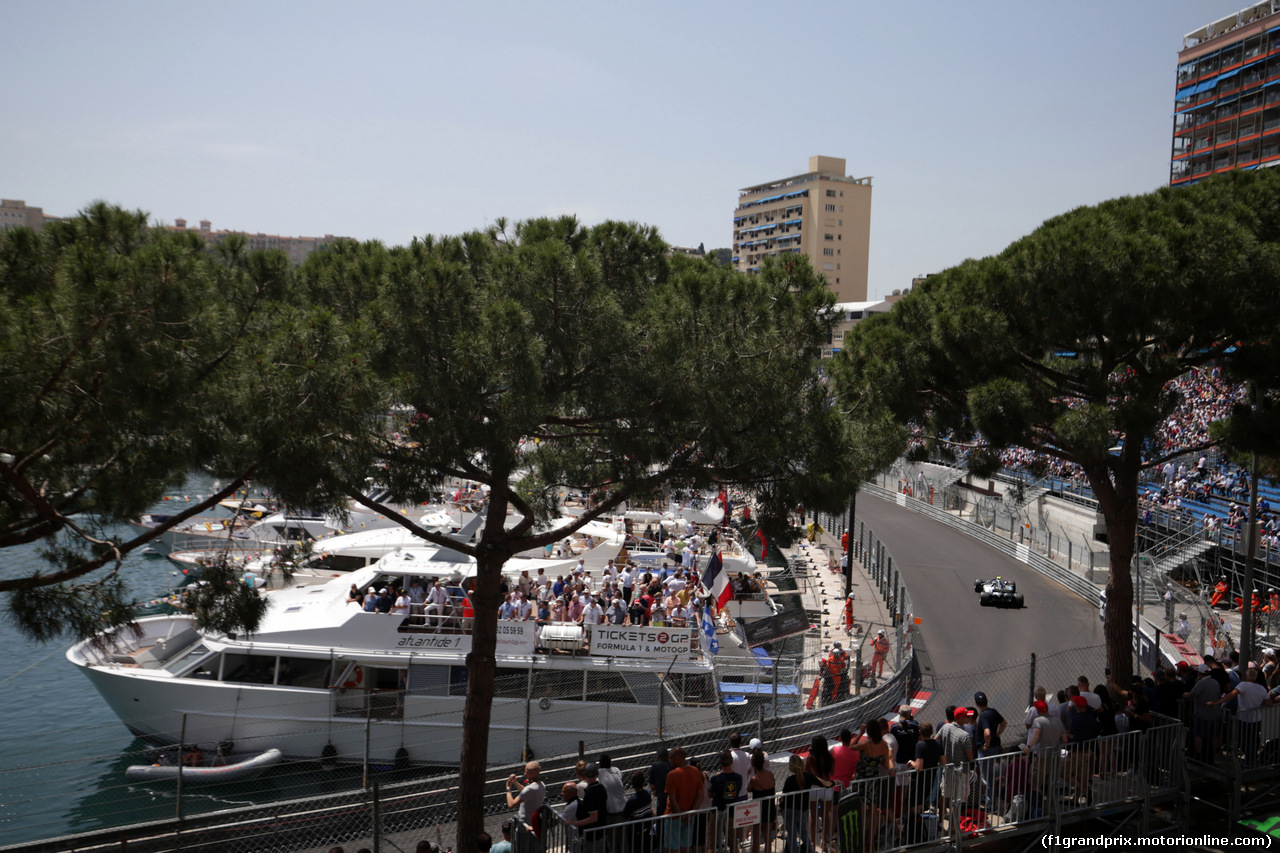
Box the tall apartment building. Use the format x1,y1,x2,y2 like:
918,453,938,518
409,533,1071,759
732,156,872,303
1171,1,1280,185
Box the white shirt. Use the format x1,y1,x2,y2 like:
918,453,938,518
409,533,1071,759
392,595,412,615
620,569,633,589
427,585,450,607
582,602,604,625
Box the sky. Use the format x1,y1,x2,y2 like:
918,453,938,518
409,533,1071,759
0,0,1255,299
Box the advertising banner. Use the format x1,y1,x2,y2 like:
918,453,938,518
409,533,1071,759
590,625,694,658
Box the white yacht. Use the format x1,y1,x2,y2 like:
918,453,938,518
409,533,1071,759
67,547,725,768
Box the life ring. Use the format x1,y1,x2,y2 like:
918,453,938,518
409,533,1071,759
342,665,364,689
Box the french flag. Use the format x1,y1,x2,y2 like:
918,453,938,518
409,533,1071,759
703,550,732,612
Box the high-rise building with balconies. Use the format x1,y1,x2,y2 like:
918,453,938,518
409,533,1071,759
732,156,872,303
1171,1,1280,185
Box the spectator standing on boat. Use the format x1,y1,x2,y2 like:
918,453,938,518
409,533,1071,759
392,589,412,617
607,598,626,625
620,564,634,604
425,580,449,627
582,596,605,634
376,587,394,614
362,587,379,613
628,594,648,627
348,584,364,607
516,592,534,621
408,579,425,608
499,593,517,621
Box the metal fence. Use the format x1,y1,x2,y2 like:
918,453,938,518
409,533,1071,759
516,718,1184,853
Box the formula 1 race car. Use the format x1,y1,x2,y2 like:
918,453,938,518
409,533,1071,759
974,577,1024,608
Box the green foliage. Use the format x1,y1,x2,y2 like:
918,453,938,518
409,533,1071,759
294,218,857,532
0,203,365,641
182,554,271,637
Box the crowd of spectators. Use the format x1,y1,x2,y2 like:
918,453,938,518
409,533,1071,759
492,652,1280,852
908,367,1253,488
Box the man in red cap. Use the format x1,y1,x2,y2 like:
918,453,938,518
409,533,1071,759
1022,700,1066,757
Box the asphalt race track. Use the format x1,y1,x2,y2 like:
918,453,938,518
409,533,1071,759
856,495,1107,729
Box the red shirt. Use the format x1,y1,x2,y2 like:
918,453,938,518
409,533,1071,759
831,743,860,786
665,765,703,814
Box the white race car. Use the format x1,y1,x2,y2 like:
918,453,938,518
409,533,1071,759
973,576,1024,608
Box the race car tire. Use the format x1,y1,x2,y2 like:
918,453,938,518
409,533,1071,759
1007,581,1017,593
1013,593,1024,608
974,580,984,593
979,594,991,606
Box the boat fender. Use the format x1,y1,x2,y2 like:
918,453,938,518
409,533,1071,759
320,742,338,770
394,746,411,772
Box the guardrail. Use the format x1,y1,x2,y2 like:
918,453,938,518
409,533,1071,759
863,481,1101,605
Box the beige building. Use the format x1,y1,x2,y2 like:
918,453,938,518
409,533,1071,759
173,218,339,264
0,199,56,232
732,156,872,303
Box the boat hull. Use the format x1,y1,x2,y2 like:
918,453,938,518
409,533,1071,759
71,645,721,767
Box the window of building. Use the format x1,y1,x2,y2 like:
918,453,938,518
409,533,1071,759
823,248,834,256
825,190,836,198
825,204,836,212
824,234,834,241
823,263,834,271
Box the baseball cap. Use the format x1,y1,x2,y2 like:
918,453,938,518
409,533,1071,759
1032,700,1048,714
749,738,762,750
1176,660,1189,669
1197,664,1210,673
1071,695,1087,709
379,588,388,594
974,692,987,705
